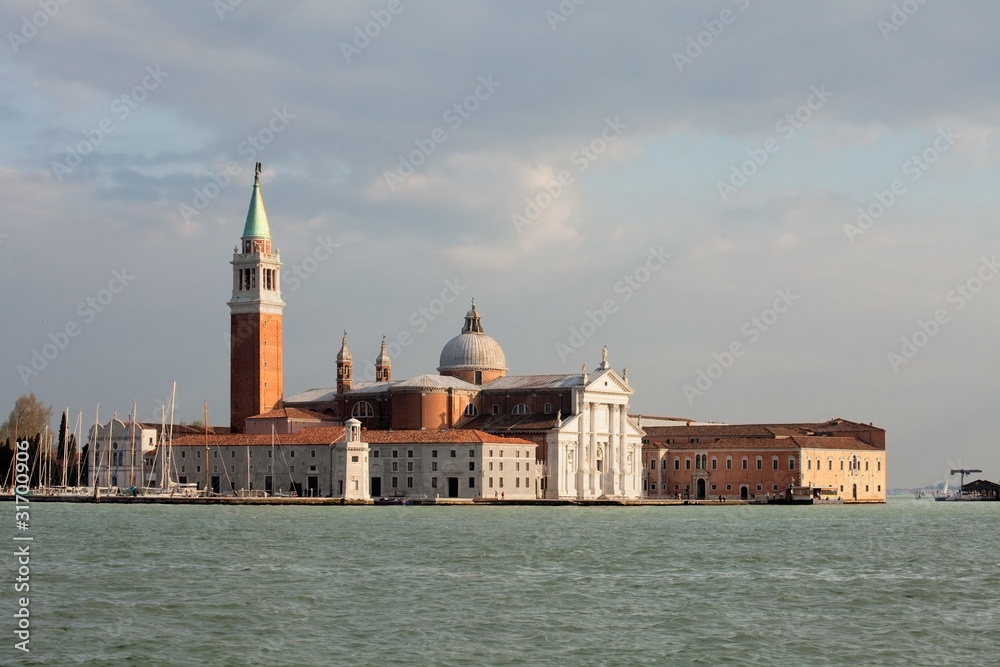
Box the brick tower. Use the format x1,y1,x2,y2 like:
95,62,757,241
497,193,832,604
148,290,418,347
229,163,284,432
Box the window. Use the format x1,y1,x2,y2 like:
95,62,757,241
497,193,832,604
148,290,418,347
469,462,475,471
543,403,552,414
772,457,779,470
489,477,493,488
451,450,457,457
661,459,667,470
290,451,295,458
829,459,833,471
512,404,531,415
499,462,504,471
391,477,398,488
711,457,717,470
431,450,437,458
772,484,778,492
742,457,748,471
406,477,413,488
756,484,762,491
865,461,869,471
407,462,413,472
651,460,656,471
489,462,493,471
756,457,763,471
840,460,844,471
726,484,732,491
351,456,358,463
431,478,438,488
351,401,375,418
432,462,438,472
516,477,520,488
392,450,398,458
463,404,478,417
807,459,812,470
726,457,732,470
499,478,504,488
469,449,475,457
391,462,398,472
526,463,530,472
372,450,379,458
180,451,186,458
491,404,500,415
469,477,475,488
231,451,236,458
789,458,795,471
878,460,882,471
515,462,520,471
311,449,316,458
674,458,680,470
407,450,413,458
685,458,691,470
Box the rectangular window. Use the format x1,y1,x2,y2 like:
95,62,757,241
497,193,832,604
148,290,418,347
742,458,748,471
499,462,503,471
407,462,413,472
469,477,475,488
515,462,520,471
432,462,438,472
829,460,833,471
808,459,812,470
789,458,796,471
662,459,667,470
372,450,379,458
407,450,413,458
407,477,413,488
432,450,438,458
290,451,295,458
351,456,358,463
391,476,398,488
492,404,499,415
450,450,457,457
685,459,691,470
772,458,779,470
711,458,717,470
756,458,763,471
311,450,316,458
469,462,475,471
526,463,530,472
391,462,398,472
392,450,398,458
840,460,844,471
544,403,552,414
431,477,438,488
674,458,680,470
489,462,493,471
515,477,520,488
489,477,493,488
726,484,732,491
499,478,504,488
469,449,475,457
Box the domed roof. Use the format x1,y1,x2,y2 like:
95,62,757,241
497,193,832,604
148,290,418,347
438,301,507,373
337,332,352,362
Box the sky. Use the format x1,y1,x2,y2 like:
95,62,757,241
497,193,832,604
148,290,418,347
1,0,998,489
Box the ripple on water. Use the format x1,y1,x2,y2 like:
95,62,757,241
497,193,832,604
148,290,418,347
21,499,1000,666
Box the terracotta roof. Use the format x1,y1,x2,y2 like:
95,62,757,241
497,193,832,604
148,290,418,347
643,418,884,440
460,413,561,432
169,427,533,447
646,435,882,453
247,407,335,421
790,436,884,451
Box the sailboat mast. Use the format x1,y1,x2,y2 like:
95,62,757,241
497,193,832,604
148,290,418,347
105,413,114,489
167,381,176,489
91,404,99,492
75,410,83,488
129,401,137,488
61,408,69,488
203,401,210,494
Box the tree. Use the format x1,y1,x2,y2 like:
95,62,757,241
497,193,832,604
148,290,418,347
0,393,53,445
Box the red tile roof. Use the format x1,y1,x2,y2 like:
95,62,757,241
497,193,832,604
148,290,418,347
170,427,533,447
247,407,336,421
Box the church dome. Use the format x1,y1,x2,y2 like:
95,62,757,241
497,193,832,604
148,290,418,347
438,301,507,374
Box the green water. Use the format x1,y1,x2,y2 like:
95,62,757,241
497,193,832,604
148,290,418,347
8,499,999,665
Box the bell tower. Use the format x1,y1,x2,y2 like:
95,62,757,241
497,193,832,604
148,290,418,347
229,163,284,432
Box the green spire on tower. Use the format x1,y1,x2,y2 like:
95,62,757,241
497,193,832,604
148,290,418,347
242,162,271,239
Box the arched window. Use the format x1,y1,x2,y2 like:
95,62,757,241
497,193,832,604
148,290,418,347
463,403,478,417
351,401,374,418
512,404,531,415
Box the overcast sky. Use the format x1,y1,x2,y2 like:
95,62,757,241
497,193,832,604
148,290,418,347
2,1,998,488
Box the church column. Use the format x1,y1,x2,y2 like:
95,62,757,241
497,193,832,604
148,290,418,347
609,403,621,497
588,402,599,498
576,402,588,500
618,404,629,496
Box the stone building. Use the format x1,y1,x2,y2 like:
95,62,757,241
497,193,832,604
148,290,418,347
642,419,886,502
